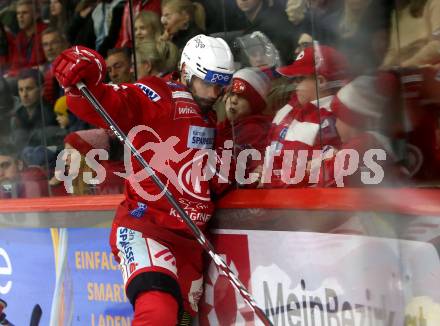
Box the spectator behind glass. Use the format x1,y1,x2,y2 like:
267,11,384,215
284,0,315,56
8,0,48,77
285,0,307,25
134,10,163,43
295,32,313,55
66,0,126,60
135,40,179,79
0,0,19,34
106,47,134,84
115,0,161,48
316,0,391,74
196,0,246,34
382,0,440,68
216,67,272,187
0,22,16,76
235,0,296,64
235,31,281,70
66,0,97,50
50,128,125,195
53,95,90,134
54,95,69,129
48,0,73,33
262,45,349,188
41,28,69,105
160,0,205,50
284,0,313,46
0,142,50,198
91,0,125,56
231,31,294,117
0,76,19,139
10,69,58,150
41,28,69,64
317,76,406,187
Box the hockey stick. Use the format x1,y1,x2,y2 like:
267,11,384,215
29,304,42,326
0,299,13,326
76,82,273,326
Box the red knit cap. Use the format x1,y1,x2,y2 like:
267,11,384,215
331,76,386,129
277,45,349,85
64,129,110,156
230,67,271,113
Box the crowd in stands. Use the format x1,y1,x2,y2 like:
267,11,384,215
0,0,440,198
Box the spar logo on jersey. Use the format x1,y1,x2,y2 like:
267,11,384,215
135,83,161,102
187,126,215,149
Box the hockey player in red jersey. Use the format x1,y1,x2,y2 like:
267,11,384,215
52,35,235,325
262,45,349,188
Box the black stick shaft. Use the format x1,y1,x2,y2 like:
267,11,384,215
128,0,137,80
76,82,273,326
29,304,42,326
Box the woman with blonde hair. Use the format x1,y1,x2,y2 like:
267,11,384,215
134,11,163,43
160,0,206,50
135,40,179,78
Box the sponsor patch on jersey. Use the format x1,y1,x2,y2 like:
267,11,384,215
172,91,193,100
135,83,161,102
129,202,147,218
174,101,200,120
166,81,183,89
187,126,215,149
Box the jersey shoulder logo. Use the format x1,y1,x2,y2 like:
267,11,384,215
134,83,161,102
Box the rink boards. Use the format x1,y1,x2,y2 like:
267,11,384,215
0,189,439,325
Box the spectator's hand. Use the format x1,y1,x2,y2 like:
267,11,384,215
53,46,106,96
285,0,306,25
160,30,171,42
80,6,93,18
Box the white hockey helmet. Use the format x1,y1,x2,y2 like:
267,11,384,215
180,34,235,87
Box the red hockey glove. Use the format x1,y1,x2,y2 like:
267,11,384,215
53,46,106,96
